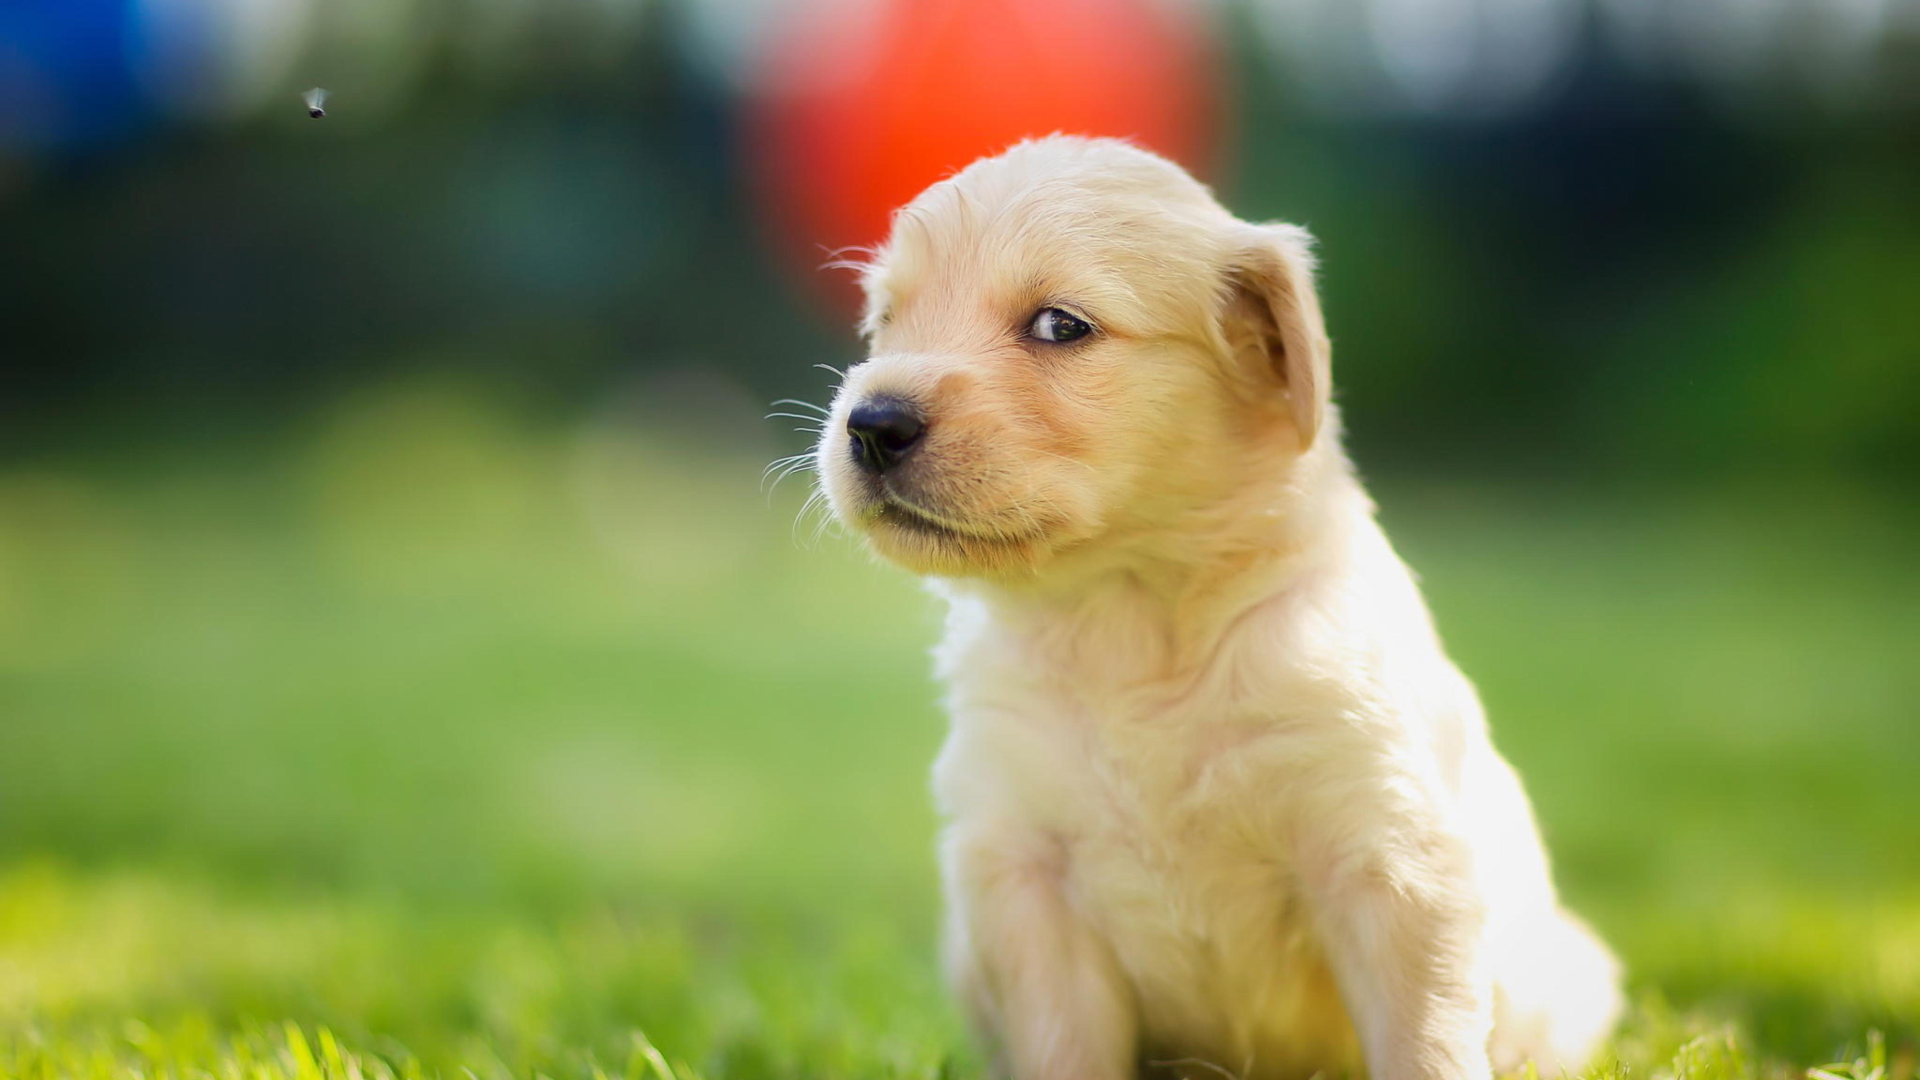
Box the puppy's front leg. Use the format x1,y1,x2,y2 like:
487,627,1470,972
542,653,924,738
1301,809,1494,1080
943,826,1136,1080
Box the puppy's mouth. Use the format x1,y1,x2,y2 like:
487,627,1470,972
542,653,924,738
862,488,1039,546
868,492,982,539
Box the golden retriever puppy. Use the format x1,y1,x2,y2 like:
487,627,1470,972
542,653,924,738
812,136,1622,1080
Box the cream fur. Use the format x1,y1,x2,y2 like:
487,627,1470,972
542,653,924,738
811,136,1623,1080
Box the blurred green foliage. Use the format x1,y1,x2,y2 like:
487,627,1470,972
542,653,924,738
4,30,1919,483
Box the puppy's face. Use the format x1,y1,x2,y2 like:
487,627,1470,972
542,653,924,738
815,138,1331,579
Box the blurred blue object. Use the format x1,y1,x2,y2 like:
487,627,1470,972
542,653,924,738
0,0,155,152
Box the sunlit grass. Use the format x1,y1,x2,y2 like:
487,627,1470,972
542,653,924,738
0,864,1912,1080
0,376,1915,1077
0,865,962,1080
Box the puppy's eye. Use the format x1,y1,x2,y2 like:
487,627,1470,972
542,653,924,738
1029,308,1092,344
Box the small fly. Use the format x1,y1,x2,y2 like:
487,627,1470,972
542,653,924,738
303,87,328,119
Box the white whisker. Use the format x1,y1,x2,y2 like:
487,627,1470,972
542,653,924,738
761,453,819,495
793,485,837,547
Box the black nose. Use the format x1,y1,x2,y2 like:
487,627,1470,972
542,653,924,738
846,398,926,474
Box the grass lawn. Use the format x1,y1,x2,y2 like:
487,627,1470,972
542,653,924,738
0,380,1915,1078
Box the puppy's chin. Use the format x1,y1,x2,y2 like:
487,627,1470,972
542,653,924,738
839,496,1054,578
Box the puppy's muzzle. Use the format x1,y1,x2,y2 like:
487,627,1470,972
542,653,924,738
846,397,926,474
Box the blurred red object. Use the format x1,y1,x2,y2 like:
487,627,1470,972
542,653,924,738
745,0,1218,309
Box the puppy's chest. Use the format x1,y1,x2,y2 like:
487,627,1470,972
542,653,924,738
1071,707,1298,911
946,669,1347,1067
947,664,1318,948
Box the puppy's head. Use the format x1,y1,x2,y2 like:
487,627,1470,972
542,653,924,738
816,136,1332,579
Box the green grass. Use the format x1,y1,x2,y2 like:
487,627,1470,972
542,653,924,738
0,377,1916,1078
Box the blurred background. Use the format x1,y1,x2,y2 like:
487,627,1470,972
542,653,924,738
1,0,1918,1075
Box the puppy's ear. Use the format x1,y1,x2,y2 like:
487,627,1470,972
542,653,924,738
1223,223,1331,450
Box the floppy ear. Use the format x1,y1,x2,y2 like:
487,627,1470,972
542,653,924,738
1224,223,1332,450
